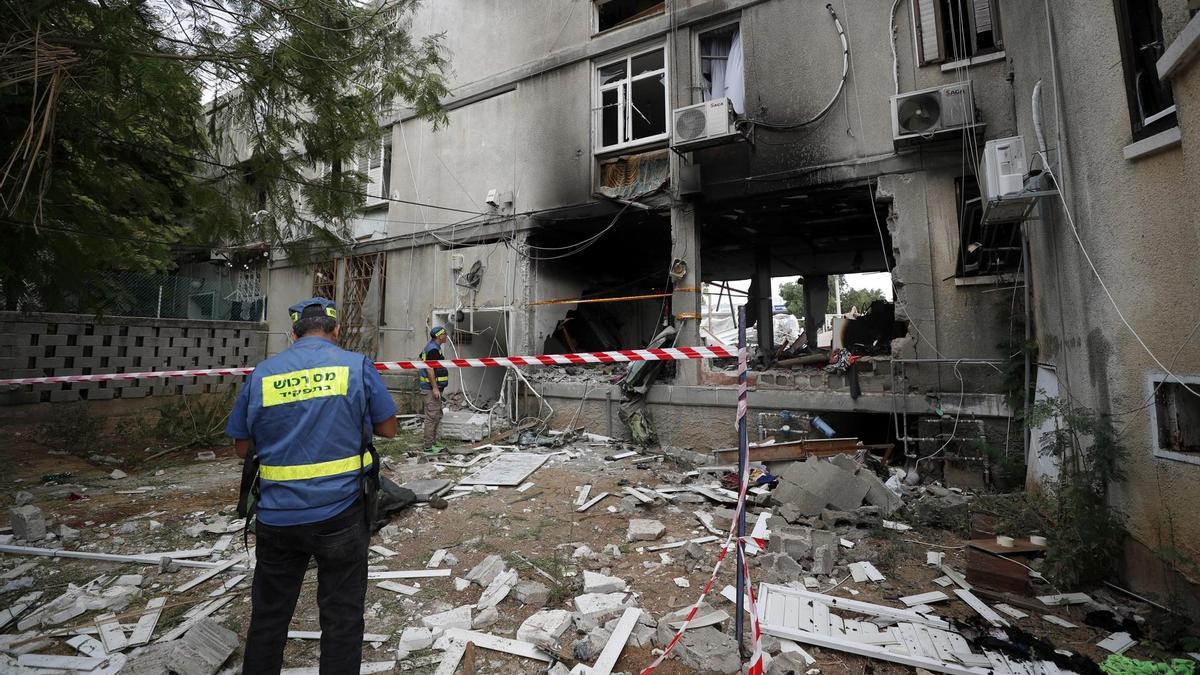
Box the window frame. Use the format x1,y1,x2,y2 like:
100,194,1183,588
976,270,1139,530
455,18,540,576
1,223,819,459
913,0,1004,66
1149,374,1200,465
693,19,742,106
953,175,1023,279
1112,0,1178,141
593,0,666,35
593,43,671,155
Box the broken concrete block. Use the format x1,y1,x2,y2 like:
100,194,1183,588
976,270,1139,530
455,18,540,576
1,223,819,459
513,580,551,606
164,619,238,675
812,544,835,576
453,577,471,592
476,568,517,609
602,544,622,558
110,469,127,480
766,650,810,675
582,571,627,594
464,554,506,588
58,524,79,542
9,506,46,542
811,529,837,553
393,462,439,483
195,451,216,461
674,626,740,673
684,541,706,560
772,457,871,515
573,592,634,619
115,575,143,587
118,522,139,534
472,606,499,629
398,626,440,652
400,479,451,502
420,605,472,631
626,518,666,542
13,491,32,507
438,411,491,441
516,609,572,644
767,525,812,560
859,468,903,515
571,544,595,559
120,642,174,675
759,552,805,585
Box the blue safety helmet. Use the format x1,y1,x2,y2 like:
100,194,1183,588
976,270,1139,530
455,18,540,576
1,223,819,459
430,326,447,339
289,297,338,324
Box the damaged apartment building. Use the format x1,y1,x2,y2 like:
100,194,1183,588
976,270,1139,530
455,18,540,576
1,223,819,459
199,1,1200,609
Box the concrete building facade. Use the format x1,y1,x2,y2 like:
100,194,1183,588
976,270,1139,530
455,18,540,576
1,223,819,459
243,1,1199,609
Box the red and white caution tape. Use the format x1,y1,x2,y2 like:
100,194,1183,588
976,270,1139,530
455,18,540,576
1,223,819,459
641,344,764,675
0,346,739,387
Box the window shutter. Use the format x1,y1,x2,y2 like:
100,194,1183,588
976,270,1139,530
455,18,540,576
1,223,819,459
973,0,992,34
357,145,369,174
913,0,942,64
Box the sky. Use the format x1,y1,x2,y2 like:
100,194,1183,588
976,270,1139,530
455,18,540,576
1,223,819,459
719,272,894,306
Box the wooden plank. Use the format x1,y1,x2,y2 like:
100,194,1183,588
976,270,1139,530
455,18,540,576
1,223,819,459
173,555,242,593
953,589,1009,627
644,536,719,552
576,492,610,513
378,581,421,596
966,548,1032,594
623,487,653,504
592,608,641,675
459,453,549,486
443,628,552,662
899,591,949,607
95,613,128,653
938,564,972,591
763,624,984,675
0,544,229,569
427,549,448,568
209,574,247,597
17,654,105,670
574,484,593,506
127,597,166,647
368,569,452,580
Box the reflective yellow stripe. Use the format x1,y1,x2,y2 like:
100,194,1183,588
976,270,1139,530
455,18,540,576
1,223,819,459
261,366,349,407
259,452,372,482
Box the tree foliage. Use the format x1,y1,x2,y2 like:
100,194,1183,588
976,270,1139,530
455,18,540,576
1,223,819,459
0,0,448,311
779,275,887,320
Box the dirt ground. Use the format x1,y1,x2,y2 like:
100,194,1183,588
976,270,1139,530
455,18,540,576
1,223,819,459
0,410,1188,674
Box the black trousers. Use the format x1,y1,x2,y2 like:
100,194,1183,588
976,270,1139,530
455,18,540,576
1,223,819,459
243,500,369,674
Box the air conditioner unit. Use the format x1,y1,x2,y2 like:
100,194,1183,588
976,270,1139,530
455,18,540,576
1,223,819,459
671,98,742,152
891,81,980,144
979,136,1035,224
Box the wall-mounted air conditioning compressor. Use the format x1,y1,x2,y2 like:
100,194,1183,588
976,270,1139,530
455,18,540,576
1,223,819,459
891,81,980,144
671,98,743,153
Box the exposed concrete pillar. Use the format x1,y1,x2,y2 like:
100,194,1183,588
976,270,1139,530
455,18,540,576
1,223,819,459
670,201,702,385
754,246,774,351
803,275,830,350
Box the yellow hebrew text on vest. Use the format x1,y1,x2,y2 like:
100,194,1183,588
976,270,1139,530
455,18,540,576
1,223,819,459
261,366,349,407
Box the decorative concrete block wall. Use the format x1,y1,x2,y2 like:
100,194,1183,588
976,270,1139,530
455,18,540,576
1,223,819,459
0,312,267,405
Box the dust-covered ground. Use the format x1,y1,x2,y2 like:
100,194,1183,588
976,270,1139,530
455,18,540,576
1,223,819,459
0,409,1189,674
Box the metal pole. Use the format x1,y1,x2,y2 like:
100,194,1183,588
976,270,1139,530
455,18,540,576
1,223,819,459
1022,225,1033,461
156,285,163,319
735,304,748,655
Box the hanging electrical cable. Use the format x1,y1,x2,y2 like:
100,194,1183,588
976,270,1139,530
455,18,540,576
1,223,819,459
741,4,847,132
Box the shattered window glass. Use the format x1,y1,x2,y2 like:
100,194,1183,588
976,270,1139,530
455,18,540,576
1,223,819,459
595,46,668,151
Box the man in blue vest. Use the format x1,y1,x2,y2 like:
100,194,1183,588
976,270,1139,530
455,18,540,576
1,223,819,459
419,326,449,453
226,297,397,674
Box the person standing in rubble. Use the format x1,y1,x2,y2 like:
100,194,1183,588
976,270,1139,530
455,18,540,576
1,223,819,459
419,326,450,453
226,297,397,674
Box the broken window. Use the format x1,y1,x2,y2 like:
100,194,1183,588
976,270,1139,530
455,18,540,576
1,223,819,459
914,0,1003,64
312,260,338,300
698,23,745,114
596,0,664,32
596,46,668,152
954,176,1022,277
1114,0,1177,139
1154,381,1200,455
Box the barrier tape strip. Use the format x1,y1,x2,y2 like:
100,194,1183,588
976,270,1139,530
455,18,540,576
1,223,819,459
0,346,739,387
640,345,764,675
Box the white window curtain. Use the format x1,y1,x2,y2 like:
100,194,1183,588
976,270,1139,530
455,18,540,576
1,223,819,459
702,35,730,104
724,29,745,114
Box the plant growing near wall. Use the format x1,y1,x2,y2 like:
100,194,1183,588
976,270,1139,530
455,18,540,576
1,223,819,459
1027,398,1128,588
